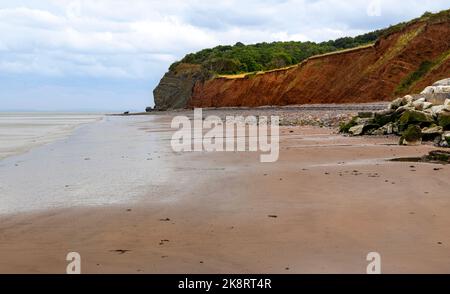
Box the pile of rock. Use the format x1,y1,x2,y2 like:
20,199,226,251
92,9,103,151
340,78,450,147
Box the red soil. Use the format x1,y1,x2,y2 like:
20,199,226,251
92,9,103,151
189,21,450,108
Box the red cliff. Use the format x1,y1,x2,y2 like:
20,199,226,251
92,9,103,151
188,18,449,108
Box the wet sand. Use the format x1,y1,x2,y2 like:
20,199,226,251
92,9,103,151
0,113,449,273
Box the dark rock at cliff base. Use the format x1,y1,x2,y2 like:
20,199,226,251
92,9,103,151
153,63,211,110
145,107,153,112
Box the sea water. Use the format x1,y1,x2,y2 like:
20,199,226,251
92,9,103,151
0,112,102,160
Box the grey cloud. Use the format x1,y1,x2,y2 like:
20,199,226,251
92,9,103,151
0,0,448,111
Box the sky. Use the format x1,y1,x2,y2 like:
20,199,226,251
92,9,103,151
0,0,449,112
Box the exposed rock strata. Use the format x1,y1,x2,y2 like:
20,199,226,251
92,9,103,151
153,64,211,110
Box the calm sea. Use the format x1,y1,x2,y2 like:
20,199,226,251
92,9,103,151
0,112,103,159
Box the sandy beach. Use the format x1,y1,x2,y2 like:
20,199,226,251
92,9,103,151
0,110,449,273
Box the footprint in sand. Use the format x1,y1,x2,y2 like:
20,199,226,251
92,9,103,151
159,240,170,245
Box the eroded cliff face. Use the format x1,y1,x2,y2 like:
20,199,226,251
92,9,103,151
154,15,450,110
153,63,211,110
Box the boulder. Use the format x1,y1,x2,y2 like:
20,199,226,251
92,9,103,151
422,125,443,141
433,78,450,86
421,85,450,94
404,95,414,105
348,123,381,136
145,106,153,112
373,122,397,135
422,125,443,135
427,94,450,105
373,109,397,126
355,117,372,125
443,99,450,112
413,101,425,111
421,86,434,95
371,128,385,136
430,105,445,117
433,135,443,146
421,82,450,105
437,86,450,93
422,102,433,110
413,97,426,104
399,109,434,126
443,132,450,145
427,150,450,162
440,140,449,148
399,125,422,146
438,112,450,129
395,105,414,114
388,97,406,110
349,124,365,136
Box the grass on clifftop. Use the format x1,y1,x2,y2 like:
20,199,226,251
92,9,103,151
217,64,298,79
170,30,383,75
381,9,450,38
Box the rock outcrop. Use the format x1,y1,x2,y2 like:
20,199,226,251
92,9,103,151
153,63,211,110
153,10,450,110
341,78,450,147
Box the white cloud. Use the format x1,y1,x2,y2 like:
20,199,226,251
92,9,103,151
0,0,448,110
0,6,62,28
1,0,449,78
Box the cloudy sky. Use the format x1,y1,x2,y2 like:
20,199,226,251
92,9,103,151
0,0,448,111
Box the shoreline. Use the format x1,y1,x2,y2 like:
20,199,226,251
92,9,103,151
117,102,389,116
1,113,449,273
